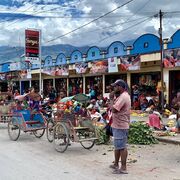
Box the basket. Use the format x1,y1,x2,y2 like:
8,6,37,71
55,110,76,126
0,105,11,114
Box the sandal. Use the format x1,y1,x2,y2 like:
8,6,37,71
112,169,128,174
109,164,119,169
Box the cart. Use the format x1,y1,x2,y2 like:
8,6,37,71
47,94,98,153
7,94,46,141
0,92,13,124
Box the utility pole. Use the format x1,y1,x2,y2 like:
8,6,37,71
159,10,164,112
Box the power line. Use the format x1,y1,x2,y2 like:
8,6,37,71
89,16,154,46
45,0,135,43
5,5,47,27
87,0,152,46
0,4,36,24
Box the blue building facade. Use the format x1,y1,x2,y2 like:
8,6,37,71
0,30,179,103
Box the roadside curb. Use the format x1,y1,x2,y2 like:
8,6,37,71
156,136,180,145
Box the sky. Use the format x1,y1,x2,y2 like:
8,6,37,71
0,0,179,47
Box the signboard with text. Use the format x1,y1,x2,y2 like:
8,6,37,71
108,57,118,73
25,29,40,64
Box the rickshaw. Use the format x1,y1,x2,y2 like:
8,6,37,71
47,93,98,153
7,93,46,141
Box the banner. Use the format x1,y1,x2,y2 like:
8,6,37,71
43,65,69,76
75,62,88,74
108,57,118,73
119,55,140,71
10,62,21,71
19,70,31,79
89,60,108,74
25,29,40,64
163,48,180,68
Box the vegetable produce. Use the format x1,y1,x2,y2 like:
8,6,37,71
128,122,158,145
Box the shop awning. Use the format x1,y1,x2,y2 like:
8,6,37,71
31,69,41,74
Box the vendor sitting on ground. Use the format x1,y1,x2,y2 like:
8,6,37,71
147,110,163,130
140,98,149,111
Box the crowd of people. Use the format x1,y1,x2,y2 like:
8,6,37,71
0,79,180,175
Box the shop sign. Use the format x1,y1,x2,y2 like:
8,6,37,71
163,48,180,68
89,60,108,74
43,65,69,76
10,62,21,71
25,29,40,64
108,57,118,73
119,55,140,71
75,62,88,74
19,70,32,79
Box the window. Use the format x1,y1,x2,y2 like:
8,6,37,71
74,55,78,60
114,47,118,53
144,42,149,48
92,51,95,57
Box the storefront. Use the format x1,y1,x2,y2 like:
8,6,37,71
105,74,127,93
20,81,30,94
169,70,180,104
31,80,39,91
131,72,161,106
55,78,67,95
69,77,83,96
43,79,53,97
85,75,103,96
0,81,8,92
13,81,20,92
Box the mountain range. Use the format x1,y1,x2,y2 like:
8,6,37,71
0,40,134,64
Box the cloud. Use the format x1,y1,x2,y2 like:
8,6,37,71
0,0,179,48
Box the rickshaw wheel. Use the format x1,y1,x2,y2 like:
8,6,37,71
80,140,95,149
8,118,20,141
53,122,69,153
46,119,55,143
33,129,45,138
79,132,96,149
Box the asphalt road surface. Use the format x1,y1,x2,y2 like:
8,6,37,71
0,123,180,180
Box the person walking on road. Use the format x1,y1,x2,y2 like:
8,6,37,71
109,79,131,174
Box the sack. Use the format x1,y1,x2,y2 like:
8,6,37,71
105,124,113,136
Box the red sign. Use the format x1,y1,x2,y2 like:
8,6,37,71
25,29,40,62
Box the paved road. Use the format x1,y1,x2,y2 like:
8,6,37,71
0,123,180,180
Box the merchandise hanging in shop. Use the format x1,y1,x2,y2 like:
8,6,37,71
69,77,83,96
55,78,67,95
85,76,103,96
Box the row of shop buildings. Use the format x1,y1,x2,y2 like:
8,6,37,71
0,29,180,105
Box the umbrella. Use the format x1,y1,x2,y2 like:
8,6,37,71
59,96,74,103
72,93,90,103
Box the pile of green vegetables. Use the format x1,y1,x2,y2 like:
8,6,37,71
95,127,110,145
128,122,158,145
